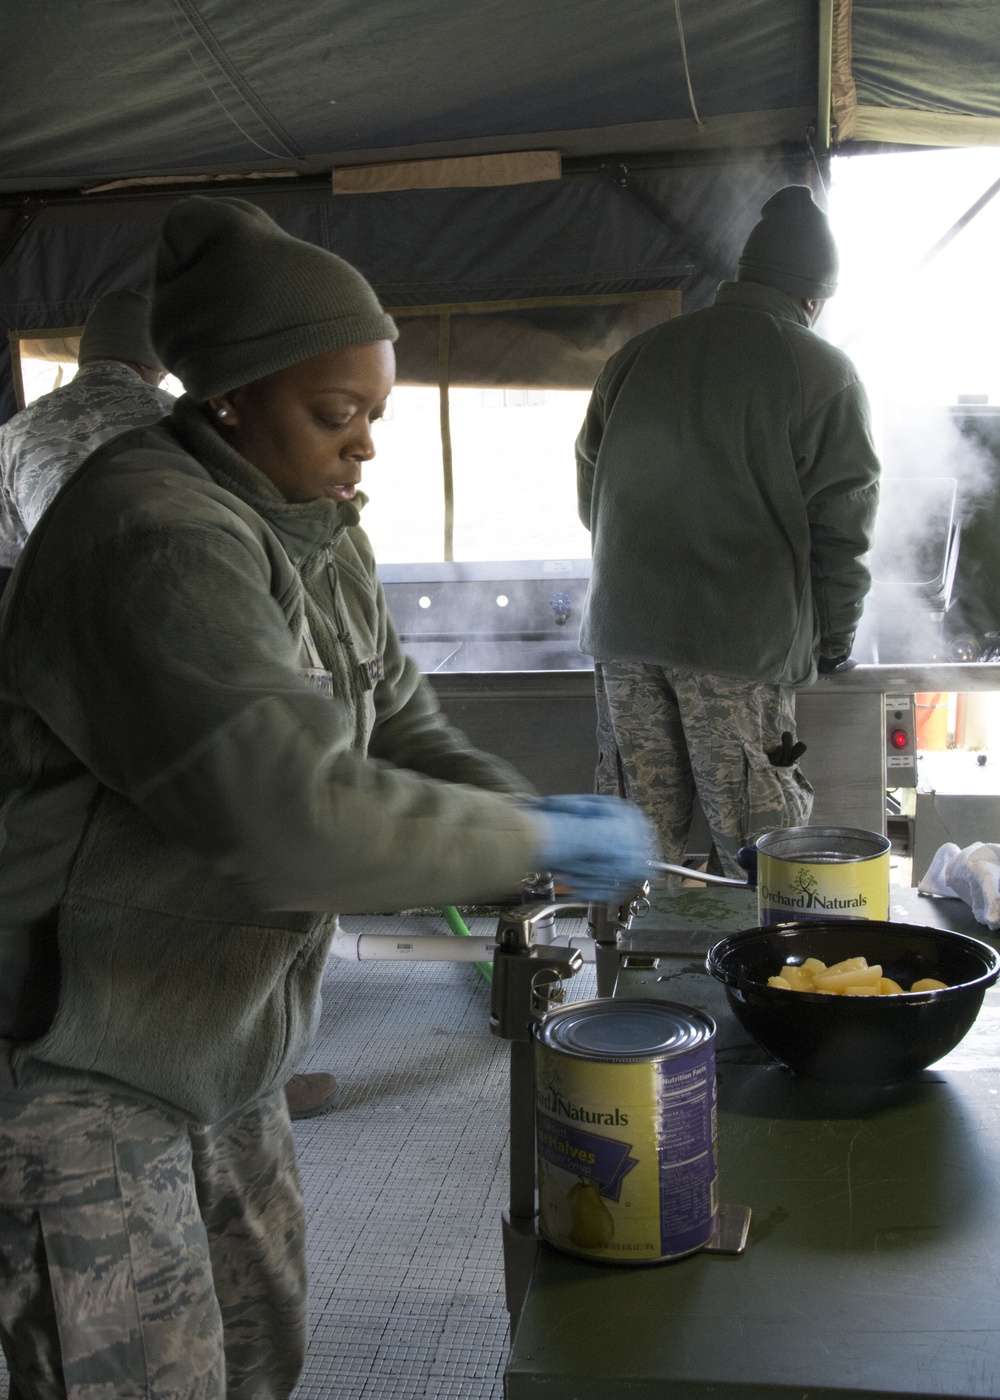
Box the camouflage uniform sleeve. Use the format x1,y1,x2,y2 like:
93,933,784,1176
9,445,79,535
1,399,84,538
3,378,177,540
0,476,27,568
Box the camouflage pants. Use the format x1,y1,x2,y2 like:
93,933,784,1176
0,1087,306,1400
595,660,814,879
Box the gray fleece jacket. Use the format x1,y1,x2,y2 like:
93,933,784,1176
576,281,882,685
0,397,538,1121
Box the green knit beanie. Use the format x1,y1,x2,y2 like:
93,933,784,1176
737,185,838,300
78,290,163,371
150,196,398,400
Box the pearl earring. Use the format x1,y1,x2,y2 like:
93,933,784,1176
217,408,228,420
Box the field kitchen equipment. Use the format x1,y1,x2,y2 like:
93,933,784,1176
489,895,750,1320
885,692,918,788
505,881,1000,1398
330,867,752,1324
379,560,592,675
381,559,1000,847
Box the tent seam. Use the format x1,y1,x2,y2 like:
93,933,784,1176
672,0,705,131
162,0,305,162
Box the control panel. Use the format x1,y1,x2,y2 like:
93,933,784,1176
885,693,917,789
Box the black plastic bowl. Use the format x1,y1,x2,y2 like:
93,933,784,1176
707,920,1000,1084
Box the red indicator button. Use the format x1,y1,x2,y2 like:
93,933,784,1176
890,729,909,750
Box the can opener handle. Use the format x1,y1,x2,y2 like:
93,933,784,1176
647,844,758,889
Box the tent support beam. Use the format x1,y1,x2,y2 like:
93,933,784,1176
438,315,455,563
0,147,817,218
910,175,1000,279
817,0,834,153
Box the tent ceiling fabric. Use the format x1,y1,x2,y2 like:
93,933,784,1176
2,0,816,190
3,1,999,196
2,1,998,423
835,0,1000,146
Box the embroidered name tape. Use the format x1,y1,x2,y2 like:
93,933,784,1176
358,654,385,689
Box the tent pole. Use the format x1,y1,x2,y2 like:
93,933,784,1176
817,0,834,154
838,173,1000,350
438,314,454,562
7,334,25,412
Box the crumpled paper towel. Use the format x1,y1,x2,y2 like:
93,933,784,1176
918,841,1000,929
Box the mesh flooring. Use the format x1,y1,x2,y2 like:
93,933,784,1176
0,913,593,1400
292,912,592,1400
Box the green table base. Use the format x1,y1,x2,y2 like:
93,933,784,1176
505,889,1000,1399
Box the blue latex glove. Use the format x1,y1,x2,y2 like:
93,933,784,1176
524,794,660,902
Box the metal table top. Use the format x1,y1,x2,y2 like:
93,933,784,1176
505,889,1000,1399
427,663,1000,695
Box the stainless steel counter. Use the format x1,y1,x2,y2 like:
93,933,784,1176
428,665,1000,843
812,663,1000,692
505,888,1000,1400
803,665,1000,835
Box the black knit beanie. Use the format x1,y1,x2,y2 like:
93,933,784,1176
78,290,163,371
151,197,398,400
737,185,838,300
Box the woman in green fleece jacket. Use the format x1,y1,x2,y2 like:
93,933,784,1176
0,198,655,1400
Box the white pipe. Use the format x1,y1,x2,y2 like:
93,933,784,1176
331,930,496,962
329,930,597,964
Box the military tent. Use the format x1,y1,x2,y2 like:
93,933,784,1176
2,0,998,426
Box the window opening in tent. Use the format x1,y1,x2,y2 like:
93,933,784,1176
368,383,595,564
10,330,82,410
375,291,681,565
9,292,682,568
9,329,183,410
502,390,546,407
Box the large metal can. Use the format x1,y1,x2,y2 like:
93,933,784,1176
756,825,890,926
535,999,717,1264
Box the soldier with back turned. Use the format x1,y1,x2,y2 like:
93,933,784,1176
577,185,882,878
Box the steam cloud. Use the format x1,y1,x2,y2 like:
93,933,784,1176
823,151,1000,665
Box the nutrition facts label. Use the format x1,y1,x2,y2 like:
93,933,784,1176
656,1053,717,1255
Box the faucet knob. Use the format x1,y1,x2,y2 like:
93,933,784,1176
550,591,572,626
